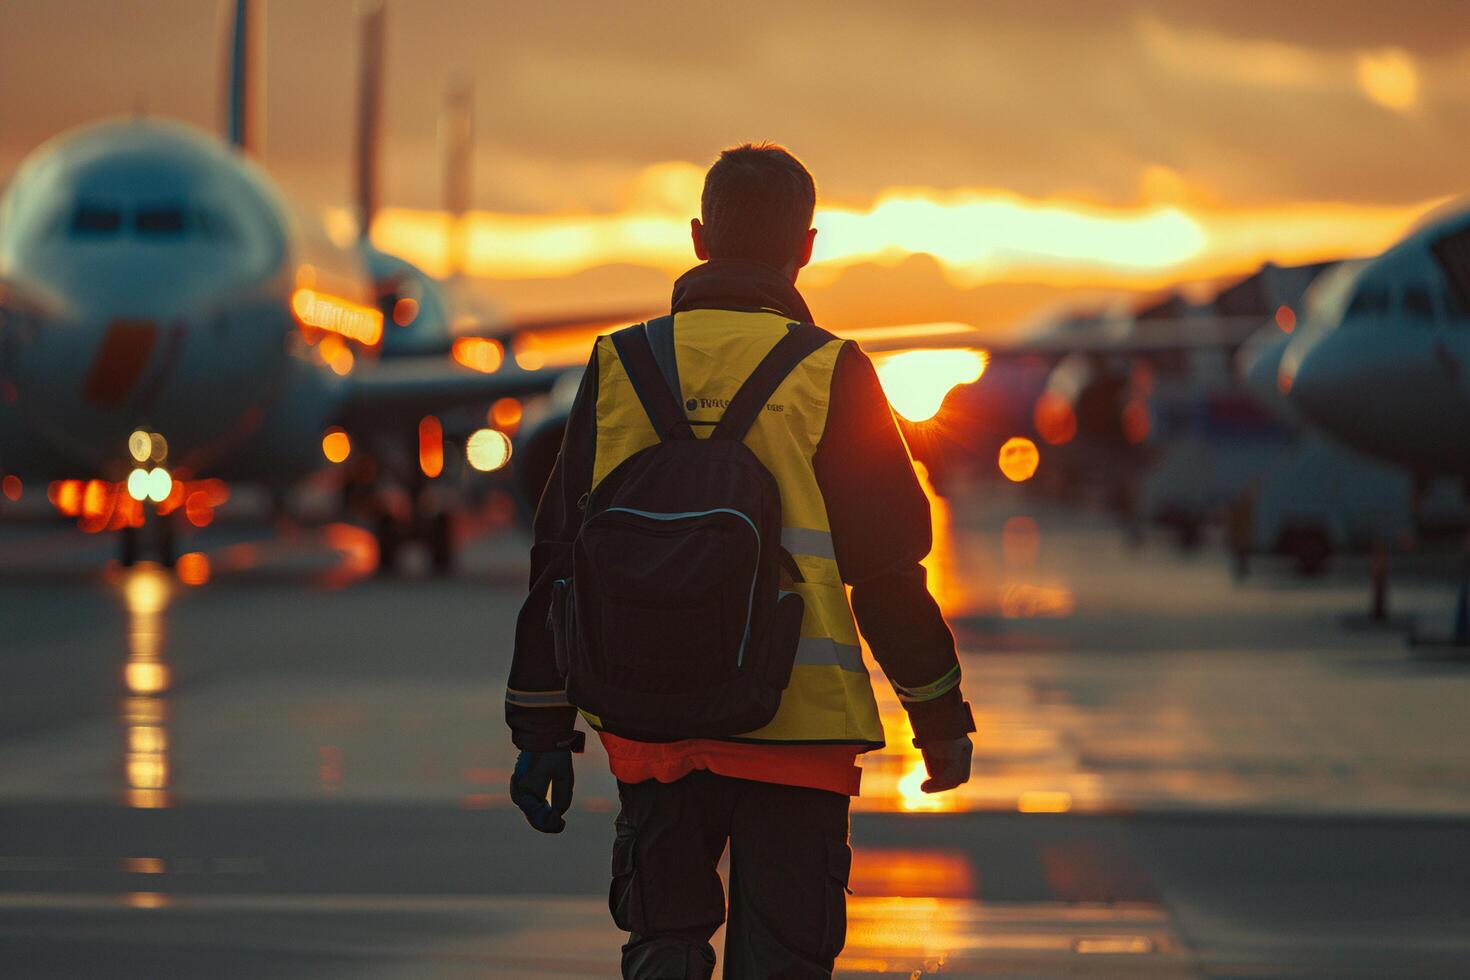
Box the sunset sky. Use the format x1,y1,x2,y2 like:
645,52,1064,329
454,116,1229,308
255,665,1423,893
2,0,1466,330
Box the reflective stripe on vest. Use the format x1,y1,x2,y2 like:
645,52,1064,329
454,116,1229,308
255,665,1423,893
585,308,885,747
781,526,835,561
795,636,865,673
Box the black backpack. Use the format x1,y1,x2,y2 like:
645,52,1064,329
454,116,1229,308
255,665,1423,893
550,316,829,740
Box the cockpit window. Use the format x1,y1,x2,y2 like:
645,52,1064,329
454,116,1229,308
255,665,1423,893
1430,225,1470,317
1347,287,1390,317
194,207,237,241
59,202,238,243
1401,284,1437,321
69,203,122,236
135,206,186,236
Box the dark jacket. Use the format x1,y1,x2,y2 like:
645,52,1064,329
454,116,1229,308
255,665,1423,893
507,260,973,751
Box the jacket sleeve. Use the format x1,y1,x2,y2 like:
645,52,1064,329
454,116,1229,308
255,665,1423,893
504,344,599,752
813,341,975,745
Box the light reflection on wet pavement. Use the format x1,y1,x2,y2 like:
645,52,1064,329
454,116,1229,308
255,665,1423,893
1,487,1469,977
854,478,1470,819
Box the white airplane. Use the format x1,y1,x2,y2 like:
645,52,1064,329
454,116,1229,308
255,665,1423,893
0,0,559,570
1238,261,1366,424
1267,204,1470,638
1279,201,1470,482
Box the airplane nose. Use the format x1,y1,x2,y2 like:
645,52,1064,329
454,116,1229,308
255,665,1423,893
83,317,166,409
1284,331,1363,437
7,280,292,476
1284,340,1327,421
1239,333,1293,420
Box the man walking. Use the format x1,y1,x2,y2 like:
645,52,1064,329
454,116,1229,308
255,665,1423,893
506,142,975,979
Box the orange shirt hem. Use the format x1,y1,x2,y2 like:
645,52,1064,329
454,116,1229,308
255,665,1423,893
598,732,863,796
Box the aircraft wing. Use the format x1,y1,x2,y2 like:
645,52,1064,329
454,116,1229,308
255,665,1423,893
1005,315,1272,358
496,309,656,336
341,356,564,427
835,321,1004,354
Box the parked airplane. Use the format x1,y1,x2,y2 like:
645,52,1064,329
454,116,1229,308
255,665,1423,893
0,0,560,570
1274,204,1470,639
1280,201,1470,482
910,262,1330,522
333,3,649,566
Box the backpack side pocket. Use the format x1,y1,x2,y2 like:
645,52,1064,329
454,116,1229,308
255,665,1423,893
763,590,805,690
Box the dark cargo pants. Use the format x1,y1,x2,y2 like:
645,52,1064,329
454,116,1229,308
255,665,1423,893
611,770,852,980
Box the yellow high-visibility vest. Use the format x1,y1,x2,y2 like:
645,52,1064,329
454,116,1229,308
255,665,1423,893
582,308,885,746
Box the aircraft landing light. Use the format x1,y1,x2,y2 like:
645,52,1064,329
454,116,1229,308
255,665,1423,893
129,430,153,463
127,469,151,502
466,428,513,472
130,430,169,464
146,468,173,504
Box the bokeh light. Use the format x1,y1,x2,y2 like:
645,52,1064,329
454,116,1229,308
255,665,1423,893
998,437,1040,482
466,428,513,472
322,428,352,464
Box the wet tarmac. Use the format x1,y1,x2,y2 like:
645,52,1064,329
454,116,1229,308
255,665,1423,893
1,485,1468,978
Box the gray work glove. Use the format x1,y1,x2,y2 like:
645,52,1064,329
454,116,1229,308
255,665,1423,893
919,734,973,793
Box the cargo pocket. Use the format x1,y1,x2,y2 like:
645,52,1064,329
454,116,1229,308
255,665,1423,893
821,839,853,961
609,814,642,935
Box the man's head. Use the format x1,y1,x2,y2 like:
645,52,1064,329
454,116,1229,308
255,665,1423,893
691,142,817,281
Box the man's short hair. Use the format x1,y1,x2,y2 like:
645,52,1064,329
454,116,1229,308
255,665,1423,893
700,142,815,269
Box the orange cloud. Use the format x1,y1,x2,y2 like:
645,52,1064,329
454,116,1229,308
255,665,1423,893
1138,14,1424,114
368,162,1440,298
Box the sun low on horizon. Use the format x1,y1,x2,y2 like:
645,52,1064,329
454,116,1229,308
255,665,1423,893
2,1,1467,332
362,159,1444,332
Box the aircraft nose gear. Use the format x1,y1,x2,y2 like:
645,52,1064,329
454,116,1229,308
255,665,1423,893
118,513,179,569
371,493,456,576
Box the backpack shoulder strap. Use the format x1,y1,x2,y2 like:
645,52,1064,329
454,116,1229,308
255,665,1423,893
610,320,694,441
644,314,682,402
713,322,832,442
